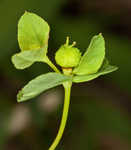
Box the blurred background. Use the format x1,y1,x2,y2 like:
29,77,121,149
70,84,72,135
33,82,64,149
0,0,131,149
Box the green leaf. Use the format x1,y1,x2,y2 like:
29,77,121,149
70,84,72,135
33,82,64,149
17,72,72,102
18,11,50,51
12,12,50,69
73,34,105,75
73,59,118,83
11,48,47,69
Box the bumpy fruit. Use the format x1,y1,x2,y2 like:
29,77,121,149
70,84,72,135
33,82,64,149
55,37,81,68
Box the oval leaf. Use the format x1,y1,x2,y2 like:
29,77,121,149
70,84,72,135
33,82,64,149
18,11,50,51
11,48,46,69
17,72,72,102
73,59,118,83
73,34,105,75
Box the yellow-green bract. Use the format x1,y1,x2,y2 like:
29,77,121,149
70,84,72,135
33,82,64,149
18,11,50,51
73,59,118,83
73,34,105,75
17,72,72,102
12,12,50,69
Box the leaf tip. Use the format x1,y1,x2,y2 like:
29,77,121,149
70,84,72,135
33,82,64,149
98,32,104,38
11,54,18,69
24,11,36,17
24,10,28,13
114,66,118,71
17,90,24,103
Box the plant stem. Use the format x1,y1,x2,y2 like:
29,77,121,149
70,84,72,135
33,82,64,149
49,81,72,150
45,57,61,73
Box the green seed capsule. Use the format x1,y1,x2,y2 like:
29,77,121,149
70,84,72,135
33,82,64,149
55,37,81,68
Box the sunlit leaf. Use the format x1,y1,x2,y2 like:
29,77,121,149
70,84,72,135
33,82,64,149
73,59,118,83
12,12,50,70
17,72,72,102
18,11,50,51
11,48,47,69
73,34,105,75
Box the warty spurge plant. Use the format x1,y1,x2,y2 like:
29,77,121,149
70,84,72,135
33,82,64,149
11,12,118,150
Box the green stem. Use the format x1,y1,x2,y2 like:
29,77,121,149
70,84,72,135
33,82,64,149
45,57,61,73
49,81,72,150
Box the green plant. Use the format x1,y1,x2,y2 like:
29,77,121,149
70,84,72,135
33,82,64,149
11,12,118,150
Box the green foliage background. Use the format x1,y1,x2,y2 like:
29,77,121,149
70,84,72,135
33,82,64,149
0,0,131,149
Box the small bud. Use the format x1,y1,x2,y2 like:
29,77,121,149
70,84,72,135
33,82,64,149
55,37,81,68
